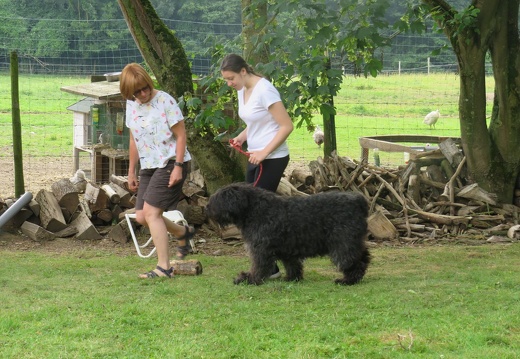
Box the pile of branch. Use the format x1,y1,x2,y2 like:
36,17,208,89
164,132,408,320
292,141,519,243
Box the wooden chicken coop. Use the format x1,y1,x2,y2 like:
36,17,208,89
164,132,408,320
60,74,130,183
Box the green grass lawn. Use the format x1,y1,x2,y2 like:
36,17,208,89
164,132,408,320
0,72,495,165
1,72,514,358
1,243,519,358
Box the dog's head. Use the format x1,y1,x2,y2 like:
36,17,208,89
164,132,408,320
206,182,256,227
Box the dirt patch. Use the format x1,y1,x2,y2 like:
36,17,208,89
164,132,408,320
0,225,248,257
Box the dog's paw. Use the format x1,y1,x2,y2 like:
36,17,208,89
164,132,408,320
334,277,360,286
234,272,265,285
233,271,251,285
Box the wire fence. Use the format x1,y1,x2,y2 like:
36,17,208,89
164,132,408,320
0,17,487,198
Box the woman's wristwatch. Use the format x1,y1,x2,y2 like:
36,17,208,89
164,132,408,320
174,162,183,167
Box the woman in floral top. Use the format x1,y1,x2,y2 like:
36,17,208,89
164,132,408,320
120,63,195,279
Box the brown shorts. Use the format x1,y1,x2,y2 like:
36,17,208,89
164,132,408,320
135,160,190,211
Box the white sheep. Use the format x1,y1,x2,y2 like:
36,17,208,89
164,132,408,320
424,110,440,129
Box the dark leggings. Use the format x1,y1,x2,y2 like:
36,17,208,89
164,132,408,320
246,155,290,192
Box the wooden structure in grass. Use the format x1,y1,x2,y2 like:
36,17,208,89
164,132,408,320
60,74,129,184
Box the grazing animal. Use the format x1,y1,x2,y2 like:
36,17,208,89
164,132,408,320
423,110,440,129
206,183,371,286
313,125,324,148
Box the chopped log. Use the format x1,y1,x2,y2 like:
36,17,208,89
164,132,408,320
396,223,426,232
182,182,205,198
2,206,33,231
176,199,206,225
507,224,520,240
129,194,137,207
28,199,40,217
35,189,68,232
457,183,497,206
109,174,130,191
456,205,481,216
439,157,467,215
108,183,133,208
407,174,421,205
411,157,444,168
169,259,203,275
291,168,314,186
53,225,79,238
51,178,79,215
94,208,113,223
101,184,120,204
418,174,446,190
78,198,92,218
439,138,463,168
68,211,102,240
486,235,512,243
411,209,469,226
367,210,398,240
84,183,109,212
390,217,423,225
108,219,131,244
187,169,206,190
20,221,56,241
111,204,123,221
440,159,455,180
427,164,447,184
208,219,242,240
190,194,209,207
276,177,309,197
119,207,135,222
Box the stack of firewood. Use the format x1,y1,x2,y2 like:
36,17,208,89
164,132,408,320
0,171,208,244
0,174,135,241
287,139,519,242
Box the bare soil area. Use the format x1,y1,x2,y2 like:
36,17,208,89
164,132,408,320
0,224,248,257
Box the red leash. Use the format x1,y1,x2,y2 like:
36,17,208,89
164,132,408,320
229,139,263,187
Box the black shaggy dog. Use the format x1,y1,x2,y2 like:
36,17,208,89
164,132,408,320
206,183,371,285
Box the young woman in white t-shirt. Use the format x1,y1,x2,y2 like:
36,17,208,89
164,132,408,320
220,54,294,191
221,54,294,278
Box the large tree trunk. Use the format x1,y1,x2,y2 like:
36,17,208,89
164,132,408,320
242,0,269,65
117,0,243,195
428,0,520,203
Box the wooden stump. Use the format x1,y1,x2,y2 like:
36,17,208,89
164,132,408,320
169,259,203,275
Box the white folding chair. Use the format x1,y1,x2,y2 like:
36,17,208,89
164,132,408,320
125,210,189,258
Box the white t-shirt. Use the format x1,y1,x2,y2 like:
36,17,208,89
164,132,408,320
126,90,191,169
237,78,289,159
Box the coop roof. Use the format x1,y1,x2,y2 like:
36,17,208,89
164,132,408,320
66,97,96,113
60,80,122,100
